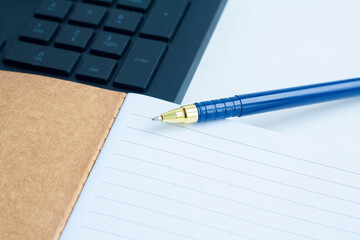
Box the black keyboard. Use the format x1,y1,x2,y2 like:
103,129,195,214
0,0,226,103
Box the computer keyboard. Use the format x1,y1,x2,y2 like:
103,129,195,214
0,0,226,103
0,40,5,52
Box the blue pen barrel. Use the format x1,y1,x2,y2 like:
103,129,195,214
195,78,360,122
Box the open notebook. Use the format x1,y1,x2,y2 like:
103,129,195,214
61,94,360,240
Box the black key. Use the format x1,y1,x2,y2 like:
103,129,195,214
4,41,80,76
90,31,130,59
140,0,189,41
117,0,152,12
69,3,107,28
55,25,94,51
113,38,166,91
20,18,59,45
35,0,73,22
76,55,117,83
83,0,114,6
0,39,5,52
104,9,142,35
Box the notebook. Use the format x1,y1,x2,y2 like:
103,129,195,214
60,94,360,240
1,71,359,240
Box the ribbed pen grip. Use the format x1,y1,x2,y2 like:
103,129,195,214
195,96,242,122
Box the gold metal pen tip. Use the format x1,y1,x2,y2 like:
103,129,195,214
152,116,163,121
155,104,198,124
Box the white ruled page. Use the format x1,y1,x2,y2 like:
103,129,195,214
61,93,360,240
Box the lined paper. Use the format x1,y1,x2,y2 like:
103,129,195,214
60,94,360,240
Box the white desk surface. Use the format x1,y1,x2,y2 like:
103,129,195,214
183,0,360,150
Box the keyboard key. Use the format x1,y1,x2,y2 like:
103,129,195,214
0,39,5,52
69,3,107,28
83,0,114,6
76,55,117,83
4,41,80,76
55,25,94,51
90,31,130,59
140,0,189,41
117,0,152,12
20,18,59,45
104,9,142,35
35,0,73,22
113,38,166,91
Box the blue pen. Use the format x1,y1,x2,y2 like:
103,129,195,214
153,78,360,123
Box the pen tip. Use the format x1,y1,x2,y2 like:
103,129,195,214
152,116,163,122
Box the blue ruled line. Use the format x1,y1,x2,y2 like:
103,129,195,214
106,160,360,220
88,210,205,240
128,117,360,177
95,195,259,240
109,154,360,236
118,139,360,190
113,146,360,205
101,181,360,237
105,168,323,239
82,226,139,240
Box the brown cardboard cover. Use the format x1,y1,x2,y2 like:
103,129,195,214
0,71,126,239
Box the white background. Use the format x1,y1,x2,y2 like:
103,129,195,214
183,0,360,151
